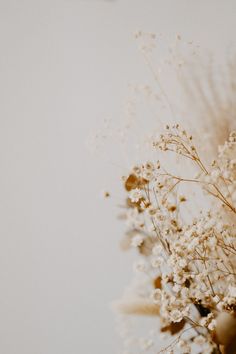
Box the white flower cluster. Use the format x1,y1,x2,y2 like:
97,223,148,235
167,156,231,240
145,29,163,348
118,126,236,353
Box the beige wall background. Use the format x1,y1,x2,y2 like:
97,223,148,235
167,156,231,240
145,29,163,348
0,1,236,353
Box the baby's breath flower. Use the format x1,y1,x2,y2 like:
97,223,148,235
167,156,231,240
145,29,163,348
117,123,236,354
170,309,183,323
152,244,163,256
151,289,162,304
131,234,144,247
193,335,206,345
129,188,142,203
208,319,216,331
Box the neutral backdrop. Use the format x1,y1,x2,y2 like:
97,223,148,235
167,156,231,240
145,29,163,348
0,1,236,354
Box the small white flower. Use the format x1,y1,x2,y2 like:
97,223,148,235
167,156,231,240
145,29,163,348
152,244,162,256
194,335,206,345
177,339,191,353
151,289,162,303
173,284,181,293
170,309,183,322
131,234,144,247
177,258,187,268
129,188,142,203
208,319,216,331
181,288,189,299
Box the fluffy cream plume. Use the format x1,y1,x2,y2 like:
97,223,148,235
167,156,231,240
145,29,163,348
180,56,236,156
112,298,160,316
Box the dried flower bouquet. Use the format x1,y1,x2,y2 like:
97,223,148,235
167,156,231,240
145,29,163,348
115,123,236,354
109,33,236,354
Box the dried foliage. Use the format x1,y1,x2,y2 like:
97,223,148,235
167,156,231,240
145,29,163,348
111,33,236,354
116,125,236,354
